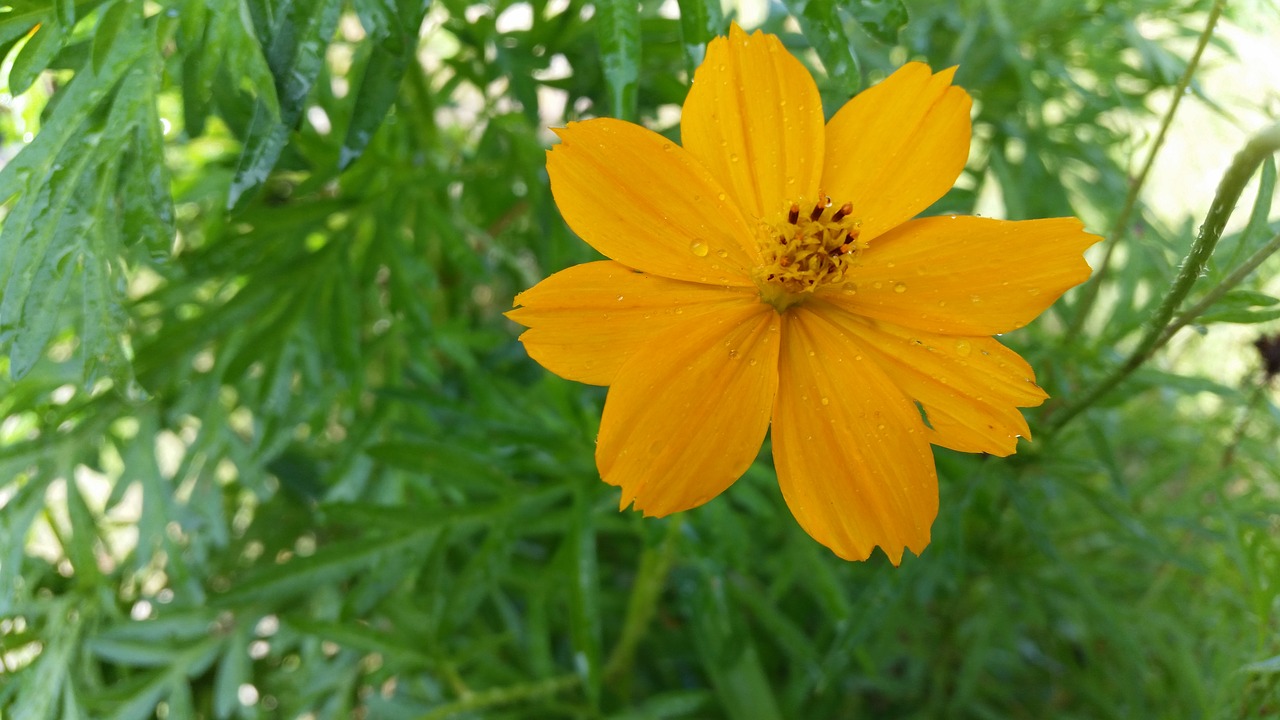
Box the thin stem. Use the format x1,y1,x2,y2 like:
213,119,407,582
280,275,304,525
1046,120,1280,437
1064,0,1226,342
603,514,683,685
1221,379,1269,469
1158,231,1280,348
416,674,581,720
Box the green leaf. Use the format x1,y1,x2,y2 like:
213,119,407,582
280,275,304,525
782,0,861,93
91,0,132,72
594,0,640,121
11,602,80,720
212,623,250,720
568,485,602,707
676,0,722,75
1197,290,1280,325
847,0,908,45
339,0,430,169
684,565,783,720
8,17,67,95
216,530,437,606
227,0,342,209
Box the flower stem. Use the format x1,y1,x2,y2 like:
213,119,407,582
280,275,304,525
1063,0,1225,343
1157,230,1280,348
416,674,581,720
603,514,684,686
1046,120,1280,437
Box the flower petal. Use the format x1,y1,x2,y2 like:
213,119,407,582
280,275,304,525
824,216,1099,335
771,306,938,564
823,63,972,242
596,300,780,517
809,302,1047,456
680,23,825,221
508,261,758,386
547,118,760,283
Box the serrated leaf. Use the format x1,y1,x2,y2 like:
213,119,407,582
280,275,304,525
595,0,640,122
336,0,430,168
782,0,861,93
0,145,96,379
847,0,908,45
227,0,341,209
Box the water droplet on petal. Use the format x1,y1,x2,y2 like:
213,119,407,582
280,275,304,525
893,282,907,293
616,295,624,301
820,397,829,406
730,154,740,163
717,192,726,201
690,240,709,257
716,249,728,258
748,358,758,366
956,340,971,356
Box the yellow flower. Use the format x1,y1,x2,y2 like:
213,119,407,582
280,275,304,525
508,24,1098,564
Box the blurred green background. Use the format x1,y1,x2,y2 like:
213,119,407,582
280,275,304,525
2,0,1279,717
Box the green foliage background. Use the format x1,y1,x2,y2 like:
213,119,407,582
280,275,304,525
2,0,1279,717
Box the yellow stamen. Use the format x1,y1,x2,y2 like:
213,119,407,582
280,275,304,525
754,191,866,312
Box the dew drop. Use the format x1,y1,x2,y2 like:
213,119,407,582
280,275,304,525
662,142,671,150
616,295,624,301
877,424,886,431
808,350,816,357
873,281,883,290
955,340,971,357
729,349,740,359
690,240,709,257
716,249,728,258
717,192,726,201
730,153,740,163
893,282,907,294
820,397,830,406
970,294,982,304
748,358,758,366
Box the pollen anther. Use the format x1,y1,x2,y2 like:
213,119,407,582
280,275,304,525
753,191,867,309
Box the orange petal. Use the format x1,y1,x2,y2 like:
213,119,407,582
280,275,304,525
596,300,780,517
680,23,825,221
547,118,760,284
824,216,1099,335
508,261,758,386
810,302,1047,456
771,306,938,564
823,63,972,243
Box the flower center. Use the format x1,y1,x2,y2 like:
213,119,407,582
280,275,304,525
753,191,865,312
